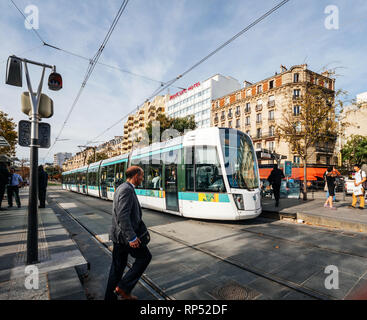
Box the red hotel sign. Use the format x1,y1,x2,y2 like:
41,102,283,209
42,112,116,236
170,82,201,100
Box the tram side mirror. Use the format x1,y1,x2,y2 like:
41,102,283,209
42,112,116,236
5,56,23,87
48,72,62,91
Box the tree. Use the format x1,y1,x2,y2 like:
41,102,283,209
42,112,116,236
87,151,108,164
341,135,367,169
276,84,345,200
0,111,18,156
146,114,196,143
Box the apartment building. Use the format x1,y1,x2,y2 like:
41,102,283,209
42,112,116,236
211,64,336,165
122,95,167,153
167,74,240,128
53,152,72,167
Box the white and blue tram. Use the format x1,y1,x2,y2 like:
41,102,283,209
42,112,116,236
62,127,262,220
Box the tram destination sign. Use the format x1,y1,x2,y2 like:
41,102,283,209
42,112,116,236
18,120,51,148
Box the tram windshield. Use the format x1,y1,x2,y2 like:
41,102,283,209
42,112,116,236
220,129,259,190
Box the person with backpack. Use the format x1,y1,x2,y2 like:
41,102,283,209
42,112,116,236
349,164,366,210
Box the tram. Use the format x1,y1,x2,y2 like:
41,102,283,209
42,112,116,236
62,127,262,220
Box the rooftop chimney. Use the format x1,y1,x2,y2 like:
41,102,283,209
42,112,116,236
280,65,287,73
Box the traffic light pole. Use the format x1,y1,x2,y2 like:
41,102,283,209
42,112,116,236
5,56,59,264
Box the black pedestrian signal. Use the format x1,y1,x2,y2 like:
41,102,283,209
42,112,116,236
48,72,62,91
5,56,23,87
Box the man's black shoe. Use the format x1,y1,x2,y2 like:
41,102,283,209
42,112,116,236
7,205,12,208
38,206,45,208
358,207,364,210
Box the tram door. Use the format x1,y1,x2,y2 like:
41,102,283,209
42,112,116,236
165,164,179,212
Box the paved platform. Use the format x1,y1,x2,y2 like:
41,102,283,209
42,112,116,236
0,190,88,300
261,192,367,233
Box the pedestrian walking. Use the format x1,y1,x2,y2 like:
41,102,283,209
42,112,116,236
267,164,285,207
0,163,10,211
104,166,151,300
349,164,366,210
7,167,23,208
323,166,338,210
38,165,48,208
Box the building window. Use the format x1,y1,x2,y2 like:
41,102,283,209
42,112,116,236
228,121,232,128
228,108,232,118
225,97,230,105
293,73,299,83
293,105,301,116
256,113,262,123
293,89,300,98
256,143,261,149
236,92,241,101
245,102,251,112
256,128,262,138
269,80,274,89
257,85,262,94
236,119,240,128
269,110,274,120
246,116,250,125
246,89,251,97
269,126,275,136
215,101,219,108
294,156,300,164
269,141,275,151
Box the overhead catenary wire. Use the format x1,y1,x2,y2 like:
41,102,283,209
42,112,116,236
42,0,130,161
87,0,291,145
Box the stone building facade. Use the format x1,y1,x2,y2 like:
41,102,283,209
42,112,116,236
211,64,336,165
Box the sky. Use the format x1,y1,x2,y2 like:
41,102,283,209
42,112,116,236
1,0,366,164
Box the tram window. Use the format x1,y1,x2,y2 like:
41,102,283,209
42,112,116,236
115,163,125,187
100,166,107,187
106,165,115,188
184,147,195,191
145,164,162,190
195,146,225,192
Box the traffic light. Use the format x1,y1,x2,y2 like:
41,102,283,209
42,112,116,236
48,72,62,91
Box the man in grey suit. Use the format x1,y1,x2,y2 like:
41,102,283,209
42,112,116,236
104,166,152,300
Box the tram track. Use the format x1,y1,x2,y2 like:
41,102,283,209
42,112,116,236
52,189,346,300
50,195,172,300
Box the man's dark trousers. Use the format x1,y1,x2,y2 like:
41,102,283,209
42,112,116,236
104,242,152,300
39,189,46,207
7,186,20,207
272,183,281,206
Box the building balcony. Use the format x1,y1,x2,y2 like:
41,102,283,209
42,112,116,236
244,108,251,114
316,146,334,153
227,113,233,119
235,111,241,117
292,95,303,100
221,115,225,121
214,117,219,123
255,104,262,112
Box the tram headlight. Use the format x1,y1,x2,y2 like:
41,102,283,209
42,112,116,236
233,194,244,210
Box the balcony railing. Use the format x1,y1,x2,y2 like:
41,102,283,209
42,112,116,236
244,107,251,114
221,115,225,121
214,117,219,123
228,113,233,119
235,110,241,117
255,104,262,111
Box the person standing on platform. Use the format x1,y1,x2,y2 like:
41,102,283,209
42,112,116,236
0,163,10,211
324,166,338,210
267,164,285,207
38,165,48,208
7,167,23,208
105,166,151,300
350,164,366,210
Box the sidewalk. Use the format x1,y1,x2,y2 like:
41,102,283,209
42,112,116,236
0,189,88,300
261,192,367,233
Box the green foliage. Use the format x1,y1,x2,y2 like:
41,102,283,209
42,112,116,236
341,135,367,167
87,151,108,164
0,111,18,156
146,114,196,143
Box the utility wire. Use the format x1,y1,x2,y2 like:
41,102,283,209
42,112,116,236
43,0,130,161
87,0,291,145
9,0,170,86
